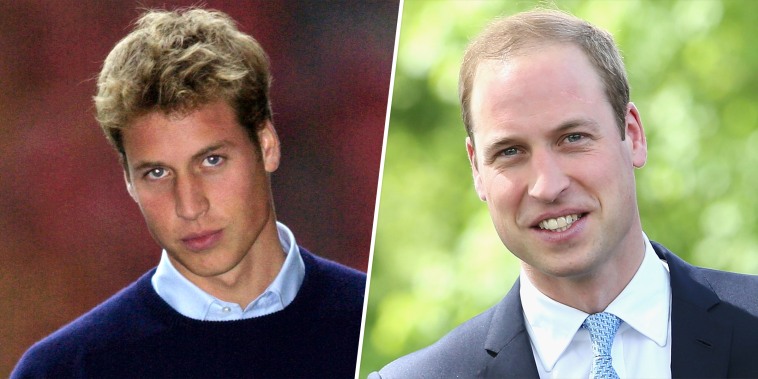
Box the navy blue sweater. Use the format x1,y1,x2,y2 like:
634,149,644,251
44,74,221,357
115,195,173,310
12,249,366,378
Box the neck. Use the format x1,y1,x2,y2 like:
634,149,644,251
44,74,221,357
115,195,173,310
524,231,646,314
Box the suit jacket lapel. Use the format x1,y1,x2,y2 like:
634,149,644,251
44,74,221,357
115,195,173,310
481,279,540,379
654,242,732,378
477,243,731,378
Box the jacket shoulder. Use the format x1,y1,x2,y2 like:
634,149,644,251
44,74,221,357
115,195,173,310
654,240,758,315
700,268,758,315
375,305,496,379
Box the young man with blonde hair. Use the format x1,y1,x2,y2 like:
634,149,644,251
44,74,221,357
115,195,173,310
13,8,364,378
372,8,758,379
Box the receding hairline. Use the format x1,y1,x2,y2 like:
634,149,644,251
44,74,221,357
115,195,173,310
466,41,604,136
459,8,629,141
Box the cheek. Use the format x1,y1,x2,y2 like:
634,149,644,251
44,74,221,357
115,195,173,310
239,167,264,194
484,167,520,199
139,197,168,222
575,152,636,206
585,152,629,185
133,192,175,241
482,170,522,219
218,167,269,212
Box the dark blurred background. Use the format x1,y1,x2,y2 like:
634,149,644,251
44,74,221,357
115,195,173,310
0,1,398,375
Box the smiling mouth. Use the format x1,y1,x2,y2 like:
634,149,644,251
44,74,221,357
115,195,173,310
537,214,584,232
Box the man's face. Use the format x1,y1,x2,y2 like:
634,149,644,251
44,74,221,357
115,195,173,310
122,100,280,281
466,44,647,284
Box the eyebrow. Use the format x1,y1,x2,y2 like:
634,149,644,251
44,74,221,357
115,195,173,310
130,140,232,173
480,118,600,161
557,117,601,133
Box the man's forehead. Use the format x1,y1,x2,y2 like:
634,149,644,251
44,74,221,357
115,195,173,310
123,101,243,150
468,45,604,135
467,58,524,136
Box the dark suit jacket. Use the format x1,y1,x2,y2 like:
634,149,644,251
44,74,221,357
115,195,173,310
370,242,758,378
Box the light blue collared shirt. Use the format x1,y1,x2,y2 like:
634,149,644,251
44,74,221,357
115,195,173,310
151,221,305,321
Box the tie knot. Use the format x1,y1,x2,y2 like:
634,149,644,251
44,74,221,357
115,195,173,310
583,312,621,356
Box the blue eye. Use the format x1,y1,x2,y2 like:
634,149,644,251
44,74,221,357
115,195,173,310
203,155,225,167
145,167,167,179
501,147,519,156
566,134,583,143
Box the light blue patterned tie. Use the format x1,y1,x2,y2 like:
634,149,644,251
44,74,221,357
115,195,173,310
582,312,621,379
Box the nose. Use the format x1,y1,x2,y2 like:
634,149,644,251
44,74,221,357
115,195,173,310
174,173,209,220
527,150,570,203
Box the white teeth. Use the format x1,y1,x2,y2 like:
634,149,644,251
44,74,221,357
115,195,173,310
539,214,581,232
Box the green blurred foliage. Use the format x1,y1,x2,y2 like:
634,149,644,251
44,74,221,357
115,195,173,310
360,0,758,377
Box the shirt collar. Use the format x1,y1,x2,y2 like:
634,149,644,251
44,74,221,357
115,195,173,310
606,235,670,346
151,221,305,321
520,234,670,371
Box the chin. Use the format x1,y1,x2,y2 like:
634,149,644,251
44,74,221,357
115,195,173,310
171,251,238,278
550,259,606,280
530,253,598,278
188,264,235,278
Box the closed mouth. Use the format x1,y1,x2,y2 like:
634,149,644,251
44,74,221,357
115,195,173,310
181,229,223,251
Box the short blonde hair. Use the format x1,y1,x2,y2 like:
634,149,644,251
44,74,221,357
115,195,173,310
459,9,629,139
95,8,272,156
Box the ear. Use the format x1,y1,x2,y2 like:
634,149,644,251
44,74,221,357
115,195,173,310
625,102,647,168
258,120,281,173
466,137,487,201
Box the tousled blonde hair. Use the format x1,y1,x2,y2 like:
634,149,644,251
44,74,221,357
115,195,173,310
95,8,272,156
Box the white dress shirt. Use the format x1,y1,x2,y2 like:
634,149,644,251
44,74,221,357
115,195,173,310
151,221,305,321
521,235,672,378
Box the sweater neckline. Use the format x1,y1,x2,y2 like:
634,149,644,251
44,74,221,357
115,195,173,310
132,250,323,330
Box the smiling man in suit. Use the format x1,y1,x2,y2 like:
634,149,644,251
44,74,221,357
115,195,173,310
371,8,758,379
